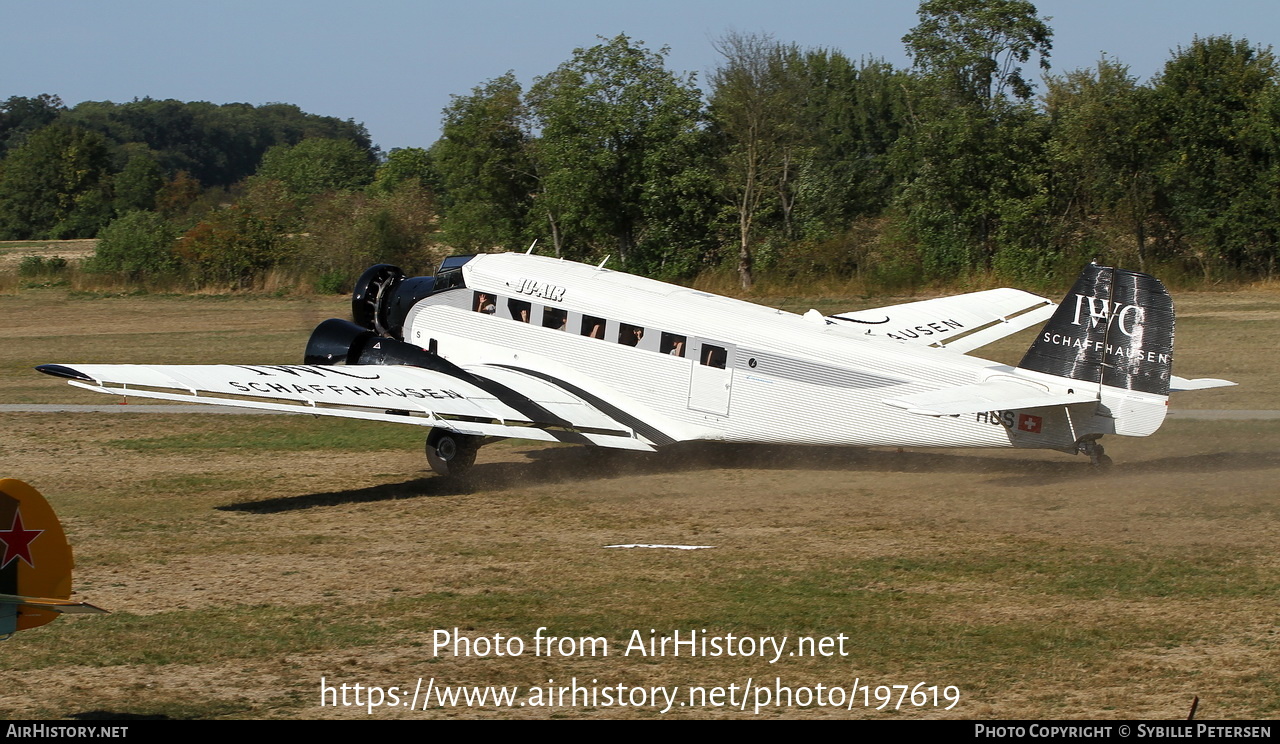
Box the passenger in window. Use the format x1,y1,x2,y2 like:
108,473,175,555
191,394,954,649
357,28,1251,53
670,339,685,357
542,307,568,330
508,299,531,322
703,345,727,369
475,293,496,314
582,316,605,339
619,324,644,347
660,332,686,357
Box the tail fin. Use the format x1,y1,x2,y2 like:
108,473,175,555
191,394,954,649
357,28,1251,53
1019,263,1174,395
0,479,105,638
1018,264,1174,436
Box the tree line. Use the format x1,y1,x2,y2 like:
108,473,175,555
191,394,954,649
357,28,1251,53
2,0,1278,292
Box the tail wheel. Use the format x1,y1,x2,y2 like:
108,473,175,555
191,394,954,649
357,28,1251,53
1077,436,1112,469
1091,450,1114,469
426,429,481,478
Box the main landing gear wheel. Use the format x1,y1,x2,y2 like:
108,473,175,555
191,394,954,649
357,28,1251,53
426,430,481,479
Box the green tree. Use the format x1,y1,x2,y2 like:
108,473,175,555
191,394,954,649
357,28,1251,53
154,170,204,221
177,178,301,288
373,147,435,193
895,0,1054,278
902,0,1052,108
1046,57,1158,269
793,53,912,237
300,183,438,290
62,99,377,188
1150,36,1280,275
0,124,114,239
255,138,376,196
0,94,64,156
708,32,805,288
113,150,165,213
527,35,707,269
430,73,537,252
89,210,180,277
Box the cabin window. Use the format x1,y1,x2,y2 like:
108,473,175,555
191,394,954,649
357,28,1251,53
618,323,645,347
660,332,686,357
508,298,531,323
542,307,567,330
701,343,728,369
581,315,606,339
474,292,496,314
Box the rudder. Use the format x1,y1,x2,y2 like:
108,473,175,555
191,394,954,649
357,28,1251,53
0,479,102,636
1018,263,1174,396
1018,264,1174,436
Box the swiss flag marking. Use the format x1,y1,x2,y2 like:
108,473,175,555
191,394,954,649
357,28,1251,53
1017,414,1043,434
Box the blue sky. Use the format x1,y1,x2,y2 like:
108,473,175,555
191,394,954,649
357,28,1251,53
2,1,1277,152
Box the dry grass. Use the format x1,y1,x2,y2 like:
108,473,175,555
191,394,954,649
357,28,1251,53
0,239,97,270
0,286,1276,720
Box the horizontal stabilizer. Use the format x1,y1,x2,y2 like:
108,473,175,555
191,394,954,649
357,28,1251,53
883,378,1097,417
0,594,108,614
1170,376,1236,392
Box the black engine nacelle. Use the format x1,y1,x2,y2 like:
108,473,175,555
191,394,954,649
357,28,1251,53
305,318,437,367
351,265,441,340
351,265,438,340
351,257,474,340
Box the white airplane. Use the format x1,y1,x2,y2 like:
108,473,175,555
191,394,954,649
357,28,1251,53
37,253,1233,477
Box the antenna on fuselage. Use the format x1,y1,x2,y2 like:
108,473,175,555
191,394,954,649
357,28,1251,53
525,240,538,255
597,255,611,269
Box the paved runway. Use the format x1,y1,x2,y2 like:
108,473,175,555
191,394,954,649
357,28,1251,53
0,404,1275,419
0,404,294,414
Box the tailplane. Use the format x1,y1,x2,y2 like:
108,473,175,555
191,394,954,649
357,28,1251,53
0,479,105,638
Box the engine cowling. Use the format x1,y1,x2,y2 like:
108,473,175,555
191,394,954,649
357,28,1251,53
305,318,438,367
351,257,474,341
351,264,404,336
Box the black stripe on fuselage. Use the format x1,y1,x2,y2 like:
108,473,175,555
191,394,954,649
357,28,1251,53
489,364,677,447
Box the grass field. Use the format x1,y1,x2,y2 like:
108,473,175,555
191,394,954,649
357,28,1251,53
0,285,1276,720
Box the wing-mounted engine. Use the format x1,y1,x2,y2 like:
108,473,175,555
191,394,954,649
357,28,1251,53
304,318,437,367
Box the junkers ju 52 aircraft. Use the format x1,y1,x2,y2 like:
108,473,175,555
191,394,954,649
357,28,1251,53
38,252,1232,478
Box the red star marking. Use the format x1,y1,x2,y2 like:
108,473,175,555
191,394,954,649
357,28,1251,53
1017,414,1043,434
0,509,43,569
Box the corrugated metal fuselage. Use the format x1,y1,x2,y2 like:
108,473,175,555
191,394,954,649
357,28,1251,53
403,254,1108,453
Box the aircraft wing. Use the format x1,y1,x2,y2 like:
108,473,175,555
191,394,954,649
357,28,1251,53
828,288,1056,353
36,363,662,451
883,378,1098,416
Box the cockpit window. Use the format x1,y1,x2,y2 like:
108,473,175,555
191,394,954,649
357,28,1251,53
436,255,474,291
437,255,476,273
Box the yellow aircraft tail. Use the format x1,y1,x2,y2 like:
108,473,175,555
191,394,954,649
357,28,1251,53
0,478,105,638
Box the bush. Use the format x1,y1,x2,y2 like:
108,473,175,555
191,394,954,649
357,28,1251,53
89,211,181,278
18,255,69,277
